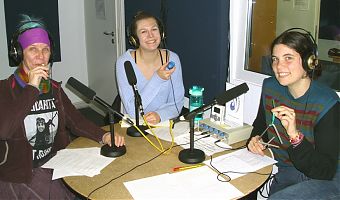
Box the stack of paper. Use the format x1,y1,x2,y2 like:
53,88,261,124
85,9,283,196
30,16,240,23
42,147,115,180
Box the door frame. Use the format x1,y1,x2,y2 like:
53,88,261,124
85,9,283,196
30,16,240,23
115,0,126,58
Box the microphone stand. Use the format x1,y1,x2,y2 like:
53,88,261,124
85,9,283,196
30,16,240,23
91,96,126,157
178,112,205,164
176,83,249,163
126,86,148,137
100,110,126,157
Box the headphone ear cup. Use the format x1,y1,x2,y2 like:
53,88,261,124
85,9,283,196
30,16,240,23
161,31,165,41
9,40,23,66
129,35,138,48
308,54,318,70
304,53,318,70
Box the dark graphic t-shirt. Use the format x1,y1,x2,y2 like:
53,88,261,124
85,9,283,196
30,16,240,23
24,91,59,167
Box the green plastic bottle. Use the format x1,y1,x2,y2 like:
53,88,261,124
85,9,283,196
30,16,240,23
189,85,204,122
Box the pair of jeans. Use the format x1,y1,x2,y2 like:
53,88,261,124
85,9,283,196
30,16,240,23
268,166,340,200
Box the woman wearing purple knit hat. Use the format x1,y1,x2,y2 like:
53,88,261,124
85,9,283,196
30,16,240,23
0,15,125,199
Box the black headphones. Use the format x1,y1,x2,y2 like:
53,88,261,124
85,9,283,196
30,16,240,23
9,20,54,67
128,12,165,48
283,28,318,71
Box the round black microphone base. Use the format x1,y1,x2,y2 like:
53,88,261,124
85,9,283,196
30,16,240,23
100,144,126,158
178,148,205,164
127,125,149,137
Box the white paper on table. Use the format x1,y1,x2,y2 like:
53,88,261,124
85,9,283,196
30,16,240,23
52,168,83,180
124,166,244,200
42,147,115,179
120,114,171,127
204,148,277,180
174,133,232,156
145,121,190,142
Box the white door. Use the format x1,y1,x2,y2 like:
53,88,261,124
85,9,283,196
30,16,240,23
84,0,125,106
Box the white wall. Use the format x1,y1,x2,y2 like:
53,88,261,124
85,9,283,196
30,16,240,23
229,0,264,125
0,2,12,79
0,0,89,105
276,0,320,36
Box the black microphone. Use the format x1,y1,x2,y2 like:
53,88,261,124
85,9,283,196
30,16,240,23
124,61,137,85
124,61,148,137
124,61,144,115
66,77,134,126
66,77,127,157
66,76,95,102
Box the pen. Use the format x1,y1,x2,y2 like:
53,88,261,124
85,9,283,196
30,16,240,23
172,164,204,172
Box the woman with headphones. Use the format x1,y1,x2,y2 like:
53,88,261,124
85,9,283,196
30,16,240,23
247,29,339,199
116,11,184,125
0,15,125,199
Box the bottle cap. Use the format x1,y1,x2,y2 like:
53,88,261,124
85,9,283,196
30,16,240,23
189,85,204,96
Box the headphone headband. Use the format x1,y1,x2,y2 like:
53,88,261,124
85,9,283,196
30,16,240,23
284,28,316,49
9,20,54,67
282,27,318,71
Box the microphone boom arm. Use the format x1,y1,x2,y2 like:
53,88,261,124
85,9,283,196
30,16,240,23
93,96,134,126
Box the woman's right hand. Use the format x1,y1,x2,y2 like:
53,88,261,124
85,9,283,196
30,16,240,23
27,65,49,89
247,135,266,156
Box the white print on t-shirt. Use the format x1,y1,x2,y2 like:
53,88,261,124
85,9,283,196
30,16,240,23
24,94,58,163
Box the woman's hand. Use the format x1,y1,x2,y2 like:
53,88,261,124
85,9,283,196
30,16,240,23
102,132,125,147
157,61,175,80
144,112,161,125
27,65,49,88
271,105,299,138
247,135,266,156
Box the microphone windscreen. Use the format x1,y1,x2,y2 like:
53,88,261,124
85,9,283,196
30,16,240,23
215,83,249,104
124,61,137,85
66,77,96,102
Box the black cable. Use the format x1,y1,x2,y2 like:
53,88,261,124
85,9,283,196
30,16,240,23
208,150,273,183
169,76,180,115
194,131,209,136
213,140,232,150
87,150,164,199
86,134,210,199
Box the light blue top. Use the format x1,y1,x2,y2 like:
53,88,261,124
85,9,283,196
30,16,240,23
116,49,184,122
